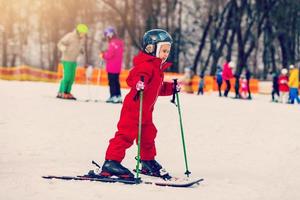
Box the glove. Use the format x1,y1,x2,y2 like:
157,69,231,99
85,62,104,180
136,80,145,91
99,52,104,59
176,83,181,93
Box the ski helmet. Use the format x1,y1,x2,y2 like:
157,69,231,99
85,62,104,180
76,24,89,34
142,29,173,57
104,27,116,38
289,64,295,69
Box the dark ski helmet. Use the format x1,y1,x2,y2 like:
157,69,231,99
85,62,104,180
142,29,173,57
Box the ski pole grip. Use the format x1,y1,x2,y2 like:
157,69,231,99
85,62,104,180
134,76,145,101
139,76,145,91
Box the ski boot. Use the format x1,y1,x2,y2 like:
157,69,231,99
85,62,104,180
56,93,63,99
106,96,122,104
100,160,134,180
140,160,172,180
105,96,114,103
112,96,122,104
63,93,77,100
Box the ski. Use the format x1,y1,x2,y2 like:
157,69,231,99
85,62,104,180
42,173,203,187
42,175,139,185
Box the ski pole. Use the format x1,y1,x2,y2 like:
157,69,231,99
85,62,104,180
94,60,103,102
171,79,191,177
97,60,103,86
85,65,93,102
135,76,144,181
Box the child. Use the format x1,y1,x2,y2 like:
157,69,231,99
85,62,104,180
182,67,194,93
99,29,179,180
197,75,205,95
278,68,289,104
240,75,248,99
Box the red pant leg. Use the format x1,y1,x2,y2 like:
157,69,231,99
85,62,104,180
105,120,158,162
140,123,157,160
105,118,138,162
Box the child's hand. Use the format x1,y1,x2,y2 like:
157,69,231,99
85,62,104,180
136,80,145,91
99,52,104,59
176,83,181,93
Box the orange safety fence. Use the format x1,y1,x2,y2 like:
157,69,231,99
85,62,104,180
57,65,259,93
1,65,259,93
0,65,58,82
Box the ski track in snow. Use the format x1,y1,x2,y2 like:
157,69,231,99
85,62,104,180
0,80,300,200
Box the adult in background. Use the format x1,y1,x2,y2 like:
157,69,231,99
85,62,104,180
222,60,234,97
246,68,252,99
271,70,280,102
216,65,223,97
56,24,88,100
99,27,124,104
288,64,300,104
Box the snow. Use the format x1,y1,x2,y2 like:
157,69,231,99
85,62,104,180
0,80,300,200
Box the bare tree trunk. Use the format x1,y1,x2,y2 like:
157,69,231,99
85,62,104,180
192,14,213,74
2,31,7,66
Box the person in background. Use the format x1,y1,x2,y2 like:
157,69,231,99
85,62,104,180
182,67,194,94
245,68,252,99
222,60,234,97
56,24,88,100
197,75,205,95
234,73,241,99
216,65,223,97
288,64,300,104
99,27,124,104
240,75,248,99
278,68,289,104
271,71,279,102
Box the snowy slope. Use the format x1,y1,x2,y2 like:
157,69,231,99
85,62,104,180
0,80,299,200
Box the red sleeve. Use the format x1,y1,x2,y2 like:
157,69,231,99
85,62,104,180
159,82,174,96
126,63,153,90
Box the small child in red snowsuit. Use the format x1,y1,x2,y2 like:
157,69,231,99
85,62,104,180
240,75,248,99
100,29,179,180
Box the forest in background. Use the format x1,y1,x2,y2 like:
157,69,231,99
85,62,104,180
0,0,300,79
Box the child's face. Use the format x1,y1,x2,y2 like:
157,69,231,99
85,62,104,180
158,44,171,63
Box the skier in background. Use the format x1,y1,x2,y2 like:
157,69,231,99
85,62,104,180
99,29,180,180
99,27,124,104
197,75,205,95
245,68,252,99
271,70,279,102
288,64,300,104
278,68,289,104
182,67,194,94
56,24,88,100
216,65,223,97
239,75,248,99
222,60,234,97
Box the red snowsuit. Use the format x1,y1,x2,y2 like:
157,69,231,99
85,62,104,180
105,51,174,162
278,75,289,92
